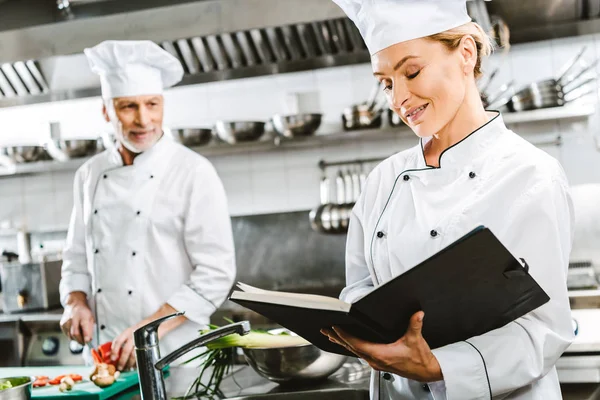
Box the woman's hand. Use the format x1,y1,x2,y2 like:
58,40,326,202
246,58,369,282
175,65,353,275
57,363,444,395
321,311,443,382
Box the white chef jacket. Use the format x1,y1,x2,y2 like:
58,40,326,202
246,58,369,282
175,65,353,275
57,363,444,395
59,135,236,359
342,112,574,400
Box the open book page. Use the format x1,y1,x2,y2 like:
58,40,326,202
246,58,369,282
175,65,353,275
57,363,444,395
232,282,351,312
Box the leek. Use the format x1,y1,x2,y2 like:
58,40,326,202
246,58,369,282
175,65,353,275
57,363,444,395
174,320,309,399
0,381,12,391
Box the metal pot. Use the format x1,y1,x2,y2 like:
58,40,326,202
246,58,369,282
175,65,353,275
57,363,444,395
0,377,32,400
342,103,383,131
271,113,322,138
212,121,266,144
45,138,103,161
171,128,212,147
1,146,51,163
242,344,347,384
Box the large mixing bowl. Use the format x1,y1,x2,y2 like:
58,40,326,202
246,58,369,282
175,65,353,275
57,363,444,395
212,121,266,144
0,377,32,400
242,344,347,385
271,113,322,138
45,138,103,161
171,128,213,147
1,146,51,163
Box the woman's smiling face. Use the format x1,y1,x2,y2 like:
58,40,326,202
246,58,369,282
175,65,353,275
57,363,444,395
372,36,473,138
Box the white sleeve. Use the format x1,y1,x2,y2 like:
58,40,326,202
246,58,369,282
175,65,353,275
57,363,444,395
430,172,575,399
59,168,92,305
340,202,376,304
167,163,236,325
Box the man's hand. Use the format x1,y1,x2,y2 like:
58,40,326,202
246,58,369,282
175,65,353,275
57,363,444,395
321,311,443,382
60,292,95,345
111,303,186,371
111,326,137,371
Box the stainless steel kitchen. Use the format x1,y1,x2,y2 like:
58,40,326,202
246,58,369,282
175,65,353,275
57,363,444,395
1,0,600,399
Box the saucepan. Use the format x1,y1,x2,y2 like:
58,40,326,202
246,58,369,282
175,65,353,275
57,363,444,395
342,81,387,131
507,47,597,112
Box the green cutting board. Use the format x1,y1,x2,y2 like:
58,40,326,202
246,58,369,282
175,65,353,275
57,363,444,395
0,366,139,400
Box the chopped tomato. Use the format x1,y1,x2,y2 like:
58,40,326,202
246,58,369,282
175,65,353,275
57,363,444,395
33,377,48,387
48,373,84,385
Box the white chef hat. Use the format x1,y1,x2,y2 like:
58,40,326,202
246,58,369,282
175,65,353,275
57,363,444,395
84,40,184,99
333,0,472,55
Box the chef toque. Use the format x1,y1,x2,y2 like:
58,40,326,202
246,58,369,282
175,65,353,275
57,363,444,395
332,0,472,55
84,40,184,99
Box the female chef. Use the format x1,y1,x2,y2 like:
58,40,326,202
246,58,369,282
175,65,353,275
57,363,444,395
322,1,575,399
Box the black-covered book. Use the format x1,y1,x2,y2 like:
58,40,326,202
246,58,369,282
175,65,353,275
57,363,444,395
230,226,550,357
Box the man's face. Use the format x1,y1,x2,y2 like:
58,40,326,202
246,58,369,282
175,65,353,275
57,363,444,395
103,95,164,153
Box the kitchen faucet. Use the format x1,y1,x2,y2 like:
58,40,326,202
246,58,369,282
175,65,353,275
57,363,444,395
134,312,250,400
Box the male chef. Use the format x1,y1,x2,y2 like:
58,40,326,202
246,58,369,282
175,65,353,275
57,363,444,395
59,40,236,370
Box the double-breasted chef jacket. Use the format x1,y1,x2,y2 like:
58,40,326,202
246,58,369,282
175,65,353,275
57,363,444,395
342,112,574,399
59,135,236,358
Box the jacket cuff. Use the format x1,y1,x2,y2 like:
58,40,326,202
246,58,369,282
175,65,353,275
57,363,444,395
432,341,491,400
59,275,92,306
167,284,216,326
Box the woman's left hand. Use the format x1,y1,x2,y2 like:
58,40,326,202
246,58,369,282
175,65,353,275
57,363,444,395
321,311,443,382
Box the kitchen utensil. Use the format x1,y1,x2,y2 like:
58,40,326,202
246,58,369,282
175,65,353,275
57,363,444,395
328,171,345,233
1,146,51,163
339,169,354,231
242,344,347,384
309,174,330,233
212,121,266,144
0,376,31,400
0,259,62,314
171,128,212,147
271,113,322,138
45,139,102,161
0,367,138,400
342,103,384,131
351,167,361,202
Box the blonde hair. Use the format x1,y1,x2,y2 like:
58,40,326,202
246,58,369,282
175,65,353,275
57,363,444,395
427,22,494,79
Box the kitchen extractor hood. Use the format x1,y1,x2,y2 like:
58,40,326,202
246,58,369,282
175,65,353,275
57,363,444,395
0,0,597,108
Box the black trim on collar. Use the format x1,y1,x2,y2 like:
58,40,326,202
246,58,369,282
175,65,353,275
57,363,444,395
420,111,501,168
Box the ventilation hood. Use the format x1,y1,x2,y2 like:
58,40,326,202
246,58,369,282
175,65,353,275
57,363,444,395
0,0,597,108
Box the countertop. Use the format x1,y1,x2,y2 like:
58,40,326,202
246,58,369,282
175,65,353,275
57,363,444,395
119,358,371,400
0,308,63,323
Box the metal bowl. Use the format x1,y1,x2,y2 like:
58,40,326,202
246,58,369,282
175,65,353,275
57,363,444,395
242,344,347,385
271,113,322,138
45,138,103,161
1,146,51,163
0,376,32,400
171,128,213,147
212,121,266,144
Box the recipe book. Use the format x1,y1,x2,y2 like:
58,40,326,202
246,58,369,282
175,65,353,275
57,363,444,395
230,226,550,357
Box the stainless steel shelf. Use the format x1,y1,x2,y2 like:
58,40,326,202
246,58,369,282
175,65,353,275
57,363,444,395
0,104,595,179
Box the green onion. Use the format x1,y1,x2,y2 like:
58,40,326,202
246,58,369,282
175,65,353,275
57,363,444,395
173,320,309,399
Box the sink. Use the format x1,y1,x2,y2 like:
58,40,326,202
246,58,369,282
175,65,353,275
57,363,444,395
226,388,370,400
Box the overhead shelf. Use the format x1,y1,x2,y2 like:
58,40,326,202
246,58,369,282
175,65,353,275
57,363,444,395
0,103,595,179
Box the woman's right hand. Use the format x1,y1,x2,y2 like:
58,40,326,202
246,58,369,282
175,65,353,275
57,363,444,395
60,291,95,345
